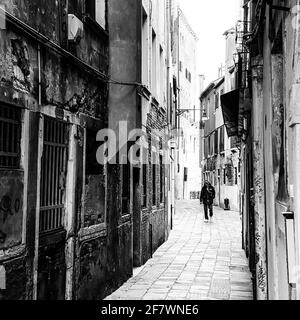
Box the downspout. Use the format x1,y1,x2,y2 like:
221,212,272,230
32,44,42,299
289,0,300,300
166,0,172,236
177,9,182,199
38,44,42,106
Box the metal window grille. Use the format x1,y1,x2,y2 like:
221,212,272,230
0,104,21,169
40,117,69,234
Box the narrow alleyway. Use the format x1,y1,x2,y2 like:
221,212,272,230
105,201,253,300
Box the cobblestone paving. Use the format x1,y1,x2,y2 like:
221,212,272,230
105,200,253,300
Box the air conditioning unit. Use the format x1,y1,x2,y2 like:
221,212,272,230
68,14,84,42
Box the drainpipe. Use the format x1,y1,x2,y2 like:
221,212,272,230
289,6,300,298
166,0,173,236
32,43,43,300
38,44,42,106
292,124,300,300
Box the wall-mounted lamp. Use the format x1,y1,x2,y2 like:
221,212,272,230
283,211,296,286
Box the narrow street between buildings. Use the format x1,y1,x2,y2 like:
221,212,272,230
106,200,253,300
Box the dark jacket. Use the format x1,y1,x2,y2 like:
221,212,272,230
200,185,216,205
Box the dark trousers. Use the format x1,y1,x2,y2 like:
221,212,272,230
204,203,213,220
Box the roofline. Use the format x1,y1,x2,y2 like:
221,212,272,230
178,7,199,41
200,77,225,100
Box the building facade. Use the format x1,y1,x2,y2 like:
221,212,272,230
200,29,241,212
232,0,300,300
0,0,172,300
171,5,201,201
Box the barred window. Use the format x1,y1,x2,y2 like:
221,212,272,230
0,104,21,169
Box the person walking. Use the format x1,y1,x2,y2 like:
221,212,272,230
200,181,216,223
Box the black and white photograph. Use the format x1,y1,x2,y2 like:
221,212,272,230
0,0,300,308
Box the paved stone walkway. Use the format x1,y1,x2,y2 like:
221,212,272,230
105,200,253,300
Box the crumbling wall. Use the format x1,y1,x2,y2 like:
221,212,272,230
0,171,24,249
0,0,110,301
141,103,168,260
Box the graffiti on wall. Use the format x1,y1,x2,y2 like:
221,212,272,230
0,172,23,249
257,260,267,291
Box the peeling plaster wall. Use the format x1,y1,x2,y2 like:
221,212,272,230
0,0,111,300
0,171,24,249
243,0,298,300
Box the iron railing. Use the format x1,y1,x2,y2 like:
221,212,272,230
40,117,69,234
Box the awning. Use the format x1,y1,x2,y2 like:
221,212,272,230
221,89,240,138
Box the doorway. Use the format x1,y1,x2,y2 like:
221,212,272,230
37,116,69,300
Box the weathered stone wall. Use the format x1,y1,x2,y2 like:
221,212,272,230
0,171,24,249
141,103,168,260
75,237,107,300
1,0,170,300
0,0,113,300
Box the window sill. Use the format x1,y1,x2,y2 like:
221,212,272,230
0,244,25,262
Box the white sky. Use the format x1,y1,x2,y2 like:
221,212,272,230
178,0,241,86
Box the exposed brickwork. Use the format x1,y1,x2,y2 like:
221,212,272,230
0,0,171,301
139,102,168,263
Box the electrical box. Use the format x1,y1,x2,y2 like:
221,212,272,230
68,14,84,42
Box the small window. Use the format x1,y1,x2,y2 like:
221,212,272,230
184,167,188,182
85,0,106,29
0,104,21,169
215,92,220,110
